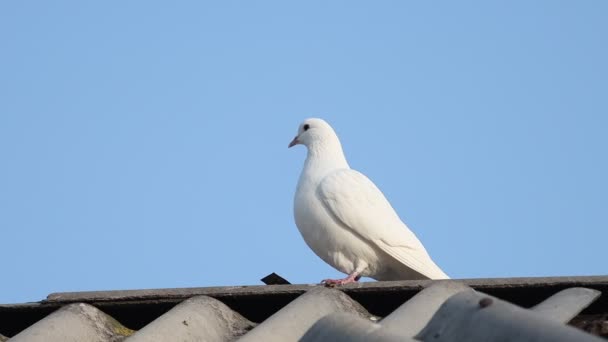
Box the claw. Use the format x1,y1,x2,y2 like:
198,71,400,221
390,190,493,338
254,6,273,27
320,273,360,286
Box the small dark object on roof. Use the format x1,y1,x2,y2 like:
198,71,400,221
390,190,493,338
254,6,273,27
479,297,493,308
261,272,291,285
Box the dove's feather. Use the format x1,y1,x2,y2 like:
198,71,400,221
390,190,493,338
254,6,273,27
318,169,448,279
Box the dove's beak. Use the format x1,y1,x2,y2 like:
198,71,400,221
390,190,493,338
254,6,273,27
288,136,300,148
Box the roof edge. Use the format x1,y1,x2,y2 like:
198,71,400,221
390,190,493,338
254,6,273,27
36,275,608,304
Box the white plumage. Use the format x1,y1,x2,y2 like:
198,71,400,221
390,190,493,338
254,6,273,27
289,118,448,285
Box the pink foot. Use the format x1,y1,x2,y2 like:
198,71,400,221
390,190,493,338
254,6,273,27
321,273,360,287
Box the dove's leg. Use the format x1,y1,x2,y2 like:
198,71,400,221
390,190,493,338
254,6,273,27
322,260,367,286
321,271,360,286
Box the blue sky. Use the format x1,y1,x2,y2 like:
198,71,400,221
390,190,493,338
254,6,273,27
1,1,606,303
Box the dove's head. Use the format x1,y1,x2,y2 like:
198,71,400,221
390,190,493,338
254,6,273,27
289,118,349,168
288,118,339,149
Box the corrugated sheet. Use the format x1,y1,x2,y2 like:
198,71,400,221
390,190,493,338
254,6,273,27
1,276,607,341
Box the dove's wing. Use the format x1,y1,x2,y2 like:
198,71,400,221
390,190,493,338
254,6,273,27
317,169,448,279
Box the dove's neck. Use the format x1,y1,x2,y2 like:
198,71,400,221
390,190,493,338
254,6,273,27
301,138,350,185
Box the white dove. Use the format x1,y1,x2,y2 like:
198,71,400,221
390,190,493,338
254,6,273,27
289,118,449,285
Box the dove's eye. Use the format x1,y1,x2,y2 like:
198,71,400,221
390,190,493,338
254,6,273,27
303,124,310,131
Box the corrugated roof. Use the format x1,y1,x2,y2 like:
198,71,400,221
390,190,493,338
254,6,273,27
1,276,607,341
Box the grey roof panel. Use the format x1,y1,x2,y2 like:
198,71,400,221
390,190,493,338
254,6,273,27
125,295,254,342
379,280,471,336
1,276,607,340
417,290,604,342
237,286,371,342
303,283,604,342
10,303,133,342
531,287,601,323
301,313,416,342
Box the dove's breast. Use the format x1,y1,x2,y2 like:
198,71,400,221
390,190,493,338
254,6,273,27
293,180,383,277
